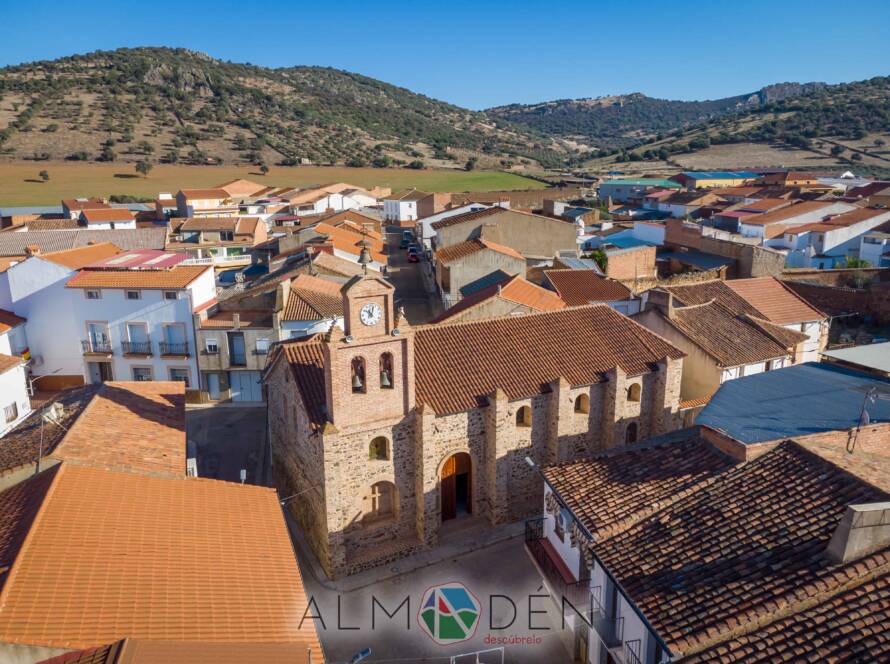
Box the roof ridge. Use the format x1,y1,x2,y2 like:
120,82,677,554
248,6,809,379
415,302,612,332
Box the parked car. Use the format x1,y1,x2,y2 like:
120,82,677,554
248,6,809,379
399,237,411,249
406,243,420,253
407,251,420,263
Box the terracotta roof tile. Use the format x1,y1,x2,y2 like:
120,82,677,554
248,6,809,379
662,280,759,315
388,188,429,202
682,574,890,662
543,434,737,539
435,238,524,264
80,208,135,223
591,441,890,655
275,304,684,426
311,251,380,277
414,305,683,415
0,353,24,374
178,188,230,200
726,277,825,324
662,301,800,367
282,274,345,321
738,201,834,226
0,464,323,655
179,216,239,231
544,269,632,305
49,381,186,477
430,206,502,231
0,308,26,334
0,385,99,475
431,274,565,323
62,198,109,211
40,243,122,270
39,639,320,664
311,222,386,263
66,265,209,290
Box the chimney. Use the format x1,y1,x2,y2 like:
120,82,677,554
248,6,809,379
646,289,675,318
232,313,241,330
24,245,40,257
827,502,890,563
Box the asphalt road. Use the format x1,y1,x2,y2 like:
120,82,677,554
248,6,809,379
385,227,441,325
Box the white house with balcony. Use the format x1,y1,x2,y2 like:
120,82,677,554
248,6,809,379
383,189,427,223
63,250,215,388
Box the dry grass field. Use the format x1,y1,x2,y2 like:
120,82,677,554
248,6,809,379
0,162,546,207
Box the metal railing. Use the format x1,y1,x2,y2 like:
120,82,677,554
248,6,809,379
159,342,190,356
81,339,112,354
524,518,590,608
622,639,643,664
121,341,152,355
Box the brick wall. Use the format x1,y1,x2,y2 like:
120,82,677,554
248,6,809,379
606,246,657,280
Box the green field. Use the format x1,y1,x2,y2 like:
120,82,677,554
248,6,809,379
0,162,546,207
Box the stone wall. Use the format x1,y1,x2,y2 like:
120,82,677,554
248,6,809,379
781,280,890,324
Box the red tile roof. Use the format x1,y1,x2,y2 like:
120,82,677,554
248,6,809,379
430,206,503,231
275,304,685,426
0,309,26,334
738,201,834,226
435,238,524,264
0,353,24,375
0,464,323,655
589,440,890,656
66,265,210,290
282,273,344,321
178,188,230,200
725,277,825,324
431,274,565,323
543,269,632,305
81,209,135,223
38,639,321,664
543,433,737,539
40,243,122,270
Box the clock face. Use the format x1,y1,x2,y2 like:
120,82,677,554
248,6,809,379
359,302,383,326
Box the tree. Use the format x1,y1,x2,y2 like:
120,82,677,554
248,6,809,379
135,160,153,178
830,145,846,157
406,160,425,169
583,248,608,272
464,156,478,171
842,257,871,268
98,145,116,162
851,152,863,161
875,138,886,148
371,155,391,168
260,163,269,176
38,170,49,182
137,140,154,155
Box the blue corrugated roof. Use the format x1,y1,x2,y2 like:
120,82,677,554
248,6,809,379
681,171,759,180
0,205,63,216
459,269,512,297
604,236,656,250
697,363,890,445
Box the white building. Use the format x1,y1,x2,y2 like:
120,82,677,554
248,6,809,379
64,251,215,387
738,201,855,243
383,190,426,223
0,311,30,436
860,229,890,267
415,203,491,251
780,208,890,268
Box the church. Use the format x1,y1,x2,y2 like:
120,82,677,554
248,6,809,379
264,271,685,578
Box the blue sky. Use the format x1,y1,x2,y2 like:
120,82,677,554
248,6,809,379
3,0,889,109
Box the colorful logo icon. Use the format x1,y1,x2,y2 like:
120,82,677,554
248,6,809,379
418,582,481,644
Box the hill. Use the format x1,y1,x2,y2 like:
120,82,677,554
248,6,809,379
0,47,568,169
487,83,825,147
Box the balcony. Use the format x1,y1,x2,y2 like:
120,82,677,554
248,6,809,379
524,517,590,609
121,341,152,356
159,342,190,357
81,339,112,355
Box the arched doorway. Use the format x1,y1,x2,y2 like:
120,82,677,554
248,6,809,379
441,452,472,521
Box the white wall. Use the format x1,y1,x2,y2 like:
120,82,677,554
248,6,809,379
861,235,890,266
82,220,137,230
384,199,417,222
418,204,490,250
0,363,31,437
632,223,665,245
281,316,344,339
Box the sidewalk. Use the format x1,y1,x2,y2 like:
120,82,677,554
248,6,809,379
287,513,524,593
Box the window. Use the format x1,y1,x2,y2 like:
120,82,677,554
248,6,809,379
625,422,638,445
255,338,270,355
132,367,153,382
379,352,393,389
205,338,219,354
366,481,395,520
369,436,389,461
627,383,642,402
516,405,532,427
220,231,234,242
125,290,141,300
163,291,178,300
4,402,18,424
169,367,190,387
351,357,366,393
574,393,589,414
554,507,570,541
85,289,101,300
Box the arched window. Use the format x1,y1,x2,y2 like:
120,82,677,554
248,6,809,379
365,481,395,520
351,357,366,393
574,393,589,414
379,352,394,389
516,405,532,427
627,383,641,402
625,422,638,444
369,436,389,461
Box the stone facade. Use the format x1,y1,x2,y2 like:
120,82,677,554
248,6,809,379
266,276,683,578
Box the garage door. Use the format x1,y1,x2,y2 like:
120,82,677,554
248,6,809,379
230,371,263,402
